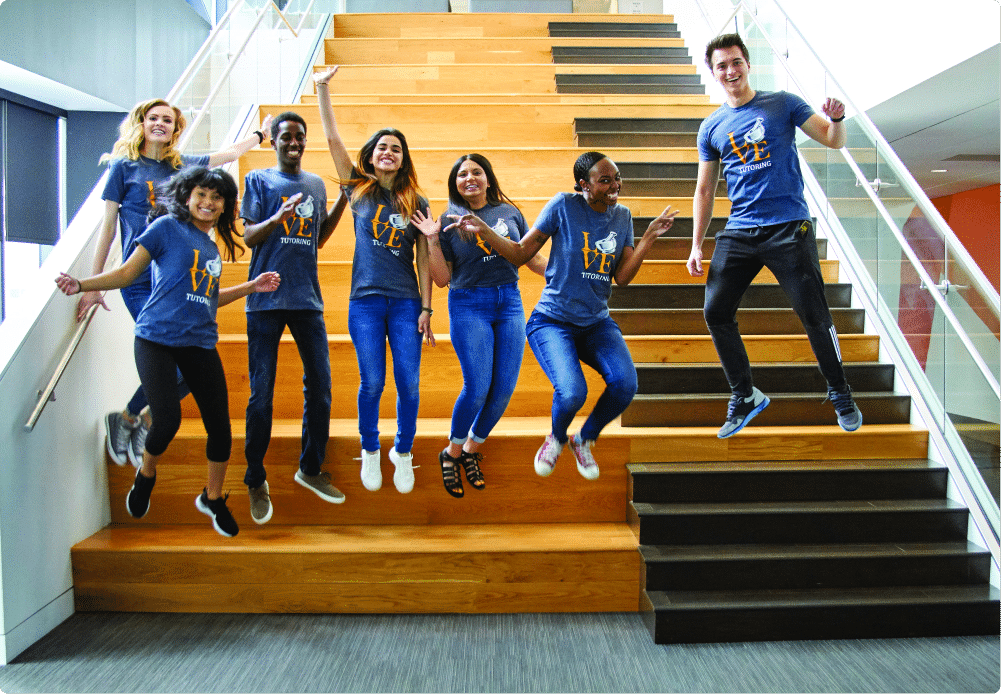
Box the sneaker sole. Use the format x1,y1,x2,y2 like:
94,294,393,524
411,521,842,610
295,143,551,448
195,495,238,538
838,407,863,432
125,475,151,519
294,472,347,503
717,396,771,439
105,414,128,466
389,450,415,494
250,500,273,525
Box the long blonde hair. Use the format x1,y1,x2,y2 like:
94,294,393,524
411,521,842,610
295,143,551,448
99,99,186,169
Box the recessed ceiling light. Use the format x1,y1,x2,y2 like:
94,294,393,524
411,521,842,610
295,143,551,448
931,169,948,173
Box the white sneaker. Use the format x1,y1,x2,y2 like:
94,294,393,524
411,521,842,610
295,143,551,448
534,433,564,477
360,449,382,491
568,433,599,480
389,447,415,494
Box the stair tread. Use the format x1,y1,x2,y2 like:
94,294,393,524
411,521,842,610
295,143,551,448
74,522,639,554
640,541,990,561
646,584,1001,609
632,498,966,514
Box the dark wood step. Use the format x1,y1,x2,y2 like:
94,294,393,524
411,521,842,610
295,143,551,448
642,584,1001,643
635,362,895,395
575,117,703,134
622,178,726,197
549,21,680,38
609,283,853,309
627,460,947,503
556,74,705,95
577,132,698,147
640,542,992,590
631,216,729,239
631,498,970,545
610,307,865,335
552,46,692,64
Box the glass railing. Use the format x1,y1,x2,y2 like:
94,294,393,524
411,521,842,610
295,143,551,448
692,0,1000,553
170,0,331,162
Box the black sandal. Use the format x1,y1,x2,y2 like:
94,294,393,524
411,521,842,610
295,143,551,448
439,449,464,498
459,451,486,490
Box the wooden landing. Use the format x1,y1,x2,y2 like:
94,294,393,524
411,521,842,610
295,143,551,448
72,522,641,613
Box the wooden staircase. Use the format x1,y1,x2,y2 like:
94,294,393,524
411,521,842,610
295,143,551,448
71,12,995,638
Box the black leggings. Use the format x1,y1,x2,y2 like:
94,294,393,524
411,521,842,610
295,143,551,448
134,337,232,462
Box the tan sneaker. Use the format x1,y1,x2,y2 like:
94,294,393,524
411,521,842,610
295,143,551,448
248,481,273,524
294,470,346,503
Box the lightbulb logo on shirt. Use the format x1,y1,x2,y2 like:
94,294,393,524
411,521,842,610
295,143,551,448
187,248,221,304
473,219,510,261
279,194,315,246
370,204,406,256
580,230,617,281
728,116,772,174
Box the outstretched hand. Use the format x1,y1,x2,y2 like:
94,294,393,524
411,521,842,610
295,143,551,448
253,271,281,293
313,66,339,86
445,213,490,243
258,114,274,142
821,97,846,121
411,208,441,237
55,272,82,297
272,192,303,226
644,205,679,240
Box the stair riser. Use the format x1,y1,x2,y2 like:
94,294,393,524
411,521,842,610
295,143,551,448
578,133,698,147
643,554,992,590
557,84,706,95
636,510,969,545
636,364,895,395
611,309,866,336
646,601,1001,643
575,118,702,134
610,283,853,309
631,469,948,503
621,394,911,427
621,179,726,197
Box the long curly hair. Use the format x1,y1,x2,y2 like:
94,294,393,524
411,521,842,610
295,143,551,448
149,167,244,261
347,128,424,222
99,99,186,169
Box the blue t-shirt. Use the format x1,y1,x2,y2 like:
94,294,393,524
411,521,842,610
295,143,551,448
345,176,428,301
697,90,813,229
241,167,326,312
133,216,222,349
532,193,634,325
440,201,526,289
102,154,210,288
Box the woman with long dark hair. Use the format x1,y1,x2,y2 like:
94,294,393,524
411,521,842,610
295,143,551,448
57,167,280,537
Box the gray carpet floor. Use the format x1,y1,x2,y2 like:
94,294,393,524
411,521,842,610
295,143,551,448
0,612,997,693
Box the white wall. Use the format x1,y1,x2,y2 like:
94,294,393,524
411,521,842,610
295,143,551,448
0,189,140,664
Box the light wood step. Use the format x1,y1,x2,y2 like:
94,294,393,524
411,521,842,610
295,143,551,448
331,12,676,38
72,522,642,613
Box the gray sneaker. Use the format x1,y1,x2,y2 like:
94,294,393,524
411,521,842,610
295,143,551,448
128,419,150,468
248,481,273,524
294,470,346,504
105,412,134,466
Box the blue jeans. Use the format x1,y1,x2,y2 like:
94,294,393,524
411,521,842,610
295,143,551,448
705,220,847,397
526,311,637,444
244,310,331,488
121,282,190,416
348,295,422,453
448,282,525,444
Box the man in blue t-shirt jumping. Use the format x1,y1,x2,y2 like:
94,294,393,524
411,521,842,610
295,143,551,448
687,33,862,439
240,111,347,522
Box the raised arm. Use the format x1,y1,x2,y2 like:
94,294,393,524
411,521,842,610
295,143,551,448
686,159,721,277
57,245,153,296
799,97,847,150
615,206,678,286
446,213,548,267
312,68,354,181
218,271,280,307
207,114,274,168
411,208,452,288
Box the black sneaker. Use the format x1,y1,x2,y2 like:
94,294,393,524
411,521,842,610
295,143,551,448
717,387,770,439
126,469,156,518
829,386,863,432
195,489,239,537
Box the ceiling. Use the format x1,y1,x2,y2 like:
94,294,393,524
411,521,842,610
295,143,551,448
865,43,1000,199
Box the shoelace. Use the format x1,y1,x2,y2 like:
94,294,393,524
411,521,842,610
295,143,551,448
726,392,745,418
827,390,856,415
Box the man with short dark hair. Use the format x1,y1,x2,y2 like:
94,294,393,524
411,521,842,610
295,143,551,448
241,111,347,521
687,33,862,438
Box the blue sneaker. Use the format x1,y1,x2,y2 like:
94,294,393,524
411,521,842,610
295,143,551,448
717,387,770,439
829,387,863,432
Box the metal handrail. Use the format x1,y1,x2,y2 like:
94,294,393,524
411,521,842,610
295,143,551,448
26,0,319,431
718,0,1000,399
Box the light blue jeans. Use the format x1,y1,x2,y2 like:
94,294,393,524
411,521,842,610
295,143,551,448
526,311,637,444
348,295,422,453
448,282,525,444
